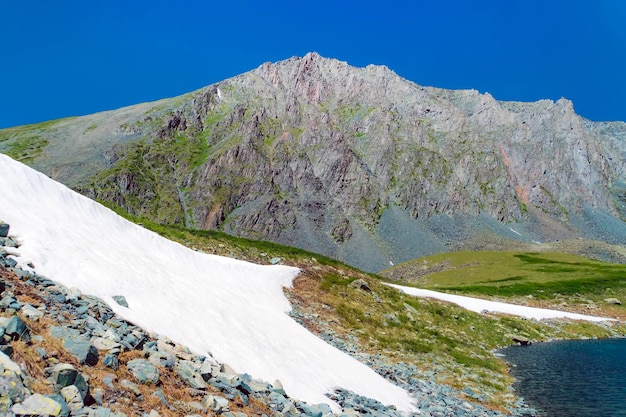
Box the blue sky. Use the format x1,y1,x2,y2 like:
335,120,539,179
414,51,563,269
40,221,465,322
1,1,625,128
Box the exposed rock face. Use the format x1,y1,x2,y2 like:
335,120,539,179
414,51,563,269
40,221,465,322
2,52,626,271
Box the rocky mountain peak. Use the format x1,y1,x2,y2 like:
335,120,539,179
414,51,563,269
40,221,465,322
1,53,625,272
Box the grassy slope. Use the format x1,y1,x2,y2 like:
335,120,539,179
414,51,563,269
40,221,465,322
106,207,626,412
382,251,626,320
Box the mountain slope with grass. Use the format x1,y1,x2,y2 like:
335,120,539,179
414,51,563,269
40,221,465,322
2,53,626,272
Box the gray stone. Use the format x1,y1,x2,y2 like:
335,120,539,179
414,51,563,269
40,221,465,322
176,360,207,390
102,374,116,389
126,359,159,384
50,364,90,401
349,278,372,292
203,394,230,413
91,387,104,406
92,337,121,351
604,297,622,305
0,351,26,411
148,351,174,369
111,295,129,308
21,304,44,321
4,315,30,342
120,379,143,397
49,327,98,365
11,393,62,416
63,337,98,365
102,353,119,370
60,385,84,411
0,223,9,238
298,402,332,417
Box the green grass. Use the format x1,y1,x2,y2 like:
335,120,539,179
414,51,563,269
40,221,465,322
386,250,626,303
3,135,49,163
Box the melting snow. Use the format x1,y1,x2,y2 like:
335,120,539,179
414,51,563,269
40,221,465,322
387,284,614,322
0,154,416,412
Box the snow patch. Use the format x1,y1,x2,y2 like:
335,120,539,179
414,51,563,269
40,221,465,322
387,284,614,322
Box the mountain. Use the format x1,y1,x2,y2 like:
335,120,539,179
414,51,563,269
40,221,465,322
2,52,626,272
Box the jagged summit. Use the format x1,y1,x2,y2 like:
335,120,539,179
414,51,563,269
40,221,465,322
1,54,625,271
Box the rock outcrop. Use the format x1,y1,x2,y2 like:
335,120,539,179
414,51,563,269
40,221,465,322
2,53,626,271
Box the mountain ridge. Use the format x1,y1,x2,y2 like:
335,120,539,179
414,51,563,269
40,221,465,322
1,52,625,272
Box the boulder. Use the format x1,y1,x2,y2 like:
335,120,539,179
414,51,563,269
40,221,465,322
0,223,9,238
203,394,230,413
0,351,27,410
63,337,98,366
11,393,62,416
111,295,129,308
21,304,44,321
176,360,208,389
604,298,622,305
60,385,84,411
126,359,159,384
349,279,371,292
120,379,143,397
102,353,119,370
92,337,121,352
4,315,31,342
50,363,90,401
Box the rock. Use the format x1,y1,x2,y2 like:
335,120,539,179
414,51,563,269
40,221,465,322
126,359,159,384
297,402,332,417
147,351,174,369
92,337,121,352
349,279,371,292
203,394,230,413
60,385,84,411
11,393,63,416
64,338,98,366
111,295,129,308
120,379,143,397
49,326,98,365
50,364,90,401
102,353,119,370
102,374,116,389
4,315,31,342
604,297,622,305
0,223,9,238
21,304,44,321
1,256,17,268
0,351,27,410
176,360,208,390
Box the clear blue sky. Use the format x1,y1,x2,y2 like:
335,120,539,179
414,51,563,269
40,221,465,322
1,0,625,128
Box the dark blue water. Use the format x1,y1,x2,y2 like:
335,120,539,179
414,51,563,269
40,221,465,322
499,338,626,417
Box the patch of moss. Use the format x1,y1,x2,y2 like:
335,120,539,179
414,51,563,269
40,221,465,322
4,135,49,163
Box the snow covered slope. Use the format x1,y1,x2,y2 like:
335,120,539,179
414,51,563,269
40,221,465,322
0,154,416,412
388,284,613,322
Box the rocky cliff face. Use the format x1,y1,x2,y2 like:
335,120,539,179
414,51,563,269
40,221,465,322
2,52,626,271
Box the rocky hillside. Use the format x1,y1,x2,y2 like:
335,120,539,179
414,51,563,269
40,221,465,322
2,52,626,272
